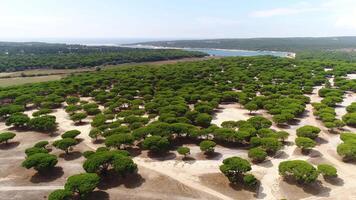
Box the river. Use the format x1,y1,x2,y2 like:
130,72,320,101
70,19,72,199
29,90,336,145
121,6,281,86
121,45,295,58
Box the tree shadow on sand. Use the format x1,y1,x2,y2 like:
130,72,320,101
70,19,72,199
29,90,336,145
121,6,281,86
147,151,176,161
229,181,260,194
276,124,291,129
182,156,196,162
30,166,64,183
308,149,323,158
273,151,289,159
284,178,331,197
93,139,105,144
0,141,20,150
315,137,328,145
98,171,145,190
324,176,344,186
76,138,84,144
196,152,223,160
87,191,109,200
287,119,301,126
205,152,223,160
74,121,89,126
126,147,142,157
59,151,82,161
256,160,273,168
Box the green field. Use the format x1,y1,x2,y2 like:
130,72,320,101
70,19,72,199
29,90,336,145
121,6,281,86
0,75,63,87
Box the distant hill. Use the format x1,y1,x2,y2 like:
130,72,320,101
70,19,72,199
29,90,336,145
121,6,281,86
134,37,356,52
0,42,207,72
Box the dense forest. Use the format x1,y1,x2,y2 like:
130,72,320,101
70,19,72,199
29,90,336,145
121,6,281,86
0,42,207,72
136,37,356,62
136,37,356,52
296,50,356,62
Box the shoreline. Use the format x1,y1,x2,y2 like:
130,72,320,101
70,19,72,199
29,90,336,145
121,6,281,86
121,44,296,58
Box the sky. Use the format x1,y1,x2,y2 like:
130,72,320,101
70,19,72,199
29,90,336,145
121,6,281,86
1,0,356,41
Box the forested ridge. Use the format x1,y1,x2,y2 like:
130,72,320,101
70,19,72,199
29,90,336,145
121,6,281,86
0,42,207,72
136,37,356,62
136,37,356,52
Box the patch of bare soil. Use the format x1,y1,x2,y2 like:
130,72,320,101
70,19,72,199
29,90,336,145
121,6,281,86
199,173,258,199
279,179,331,200
97,166,217,200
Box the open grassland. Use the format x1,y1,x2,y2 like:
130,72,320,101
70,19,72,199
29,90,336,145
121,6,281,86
0,56,215,87
0,75,63,87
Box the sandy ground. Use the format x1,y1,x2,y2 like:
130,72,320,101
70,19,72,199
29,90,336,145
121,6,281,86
0,74,355,200
346,74,356,80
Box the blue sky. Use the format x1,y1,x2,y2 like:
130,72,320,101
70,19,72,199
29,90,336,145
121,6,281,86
1,0,356,40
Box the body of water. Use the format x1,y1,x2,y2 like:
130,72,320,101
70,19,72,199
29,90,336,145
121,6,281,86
122,45,295,58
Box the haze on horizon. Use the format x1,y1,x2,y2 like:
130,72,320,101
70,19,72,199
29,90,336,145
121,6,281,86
1,0,356,41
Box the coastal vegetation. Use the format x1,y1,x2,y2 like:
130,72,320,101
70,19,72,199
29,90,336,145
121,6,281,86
0,42,207,72
0,55,354,199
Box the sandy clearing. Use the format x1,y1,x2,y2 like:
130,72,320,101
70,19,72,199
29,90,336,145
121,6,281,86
335,92,356,118
346,74,356,80
1,78,355,200
48,104,231,199
212,103,266,127
209,83,356,200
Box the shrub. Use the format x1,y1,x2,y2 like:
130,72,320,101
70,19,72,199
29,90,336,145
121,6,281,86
342,113,356,127
83,150,137,175
220,156,252,185
337,142,356,161
142,135,170,153
221,121,239,129
279,160,319,183
247,116,272,130
34,141,49,149
248,147,267,163
22,153,58,172
195,113,212,128
317,164,337,178
83,151,95,159
346,103,356,113
70,112,87,123
5,113,30,128
32,108,52,117
53,138,77,154
28,115,57,132
296,125,321,139
89,128,102,140
105,134,134,149
199,140,216,154
295,137,316,152
340,132,356,142
91,114,106,127
243,174,258,187
0,132,16,144
48,189,72,200
62,130,81,139
177,146,190,157
245,102,258,113
65,105,81,113
64,173,100,198
66,96,80,105
250,137,282,154
25,147,48,157
277,131,289,141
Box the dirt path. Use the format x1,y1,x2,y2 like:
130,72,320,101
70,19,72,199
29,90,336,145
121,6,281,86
0,186,63,191
133,158,234,200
